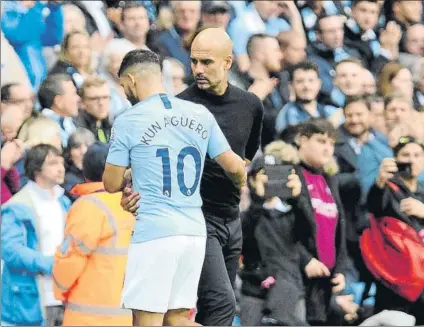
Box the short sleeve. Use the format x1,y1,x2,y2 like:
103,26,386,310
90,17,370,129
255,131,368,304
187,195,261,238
106,119,130,167
207,116,231,159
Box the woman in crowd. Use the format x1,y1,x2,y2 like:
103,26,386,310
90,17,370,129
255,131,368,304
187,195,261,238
62,128,96,202
49,31,94,89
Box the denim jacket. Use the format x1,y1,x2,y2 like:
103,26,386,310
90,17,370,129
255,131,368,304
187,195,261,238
1,185,71,325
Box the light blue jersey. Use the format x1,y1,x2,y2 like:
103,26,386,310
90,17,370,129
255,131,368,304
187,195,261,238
107,93,231,243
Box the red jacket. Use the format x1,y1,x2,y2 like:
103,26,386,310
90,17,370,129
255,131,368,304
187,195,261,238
360,215,424,302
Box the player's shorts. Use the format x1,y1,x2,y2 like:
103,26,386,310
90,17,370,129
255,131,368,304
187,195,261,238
121,235,206,313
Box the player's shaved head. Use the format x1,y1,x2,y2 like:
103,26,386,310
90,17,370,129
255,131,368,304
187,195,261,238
190,28,233,95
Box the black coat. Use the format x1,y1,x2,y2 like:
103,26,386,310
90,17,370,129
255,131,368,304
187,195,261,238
240,195,308,326
343,23,389,75
334,126,369,242
76,110,112,143
293,163,349,324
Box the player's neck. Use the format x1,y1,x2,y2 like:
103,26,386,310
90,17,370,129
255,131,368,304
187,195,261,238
136,83,168,101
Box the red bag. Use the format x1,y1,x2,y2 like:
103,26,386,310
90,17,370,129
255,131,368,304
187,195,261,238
360,215,424,302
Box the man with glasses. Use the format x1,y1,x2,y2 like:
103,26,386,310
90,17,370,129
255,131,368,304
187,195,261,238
1,83,35,119
76,76,112,143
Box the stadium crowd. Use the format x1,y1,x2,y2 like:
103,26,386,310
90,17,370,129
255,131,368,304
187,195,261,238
1,0,424,326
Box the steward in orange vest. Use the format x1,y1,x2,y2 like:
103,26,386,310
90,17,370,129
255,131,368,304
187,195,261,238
52,143,135,326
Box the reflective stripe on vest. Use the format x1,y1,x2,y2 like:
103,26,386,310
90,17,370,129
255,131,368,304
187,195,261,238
66,302,131,316
84,195,118,245
94,246,128,255
53,274,70,292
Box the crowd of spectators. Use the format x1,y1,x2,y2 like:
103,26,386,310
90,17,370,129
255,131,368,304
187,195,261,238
1,0,424,326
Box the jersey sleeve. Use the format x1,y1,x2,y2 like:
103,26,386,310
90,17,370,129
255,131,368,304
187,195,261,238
207,114,231,159
106,118,131,167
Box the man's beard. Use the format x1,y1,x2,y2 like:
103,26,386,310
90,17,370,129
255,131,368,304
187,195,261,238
127,89,139,106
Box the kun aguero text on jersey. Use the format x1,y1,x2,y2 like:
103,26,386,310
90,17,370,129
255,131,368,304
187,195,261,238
140,116,209,145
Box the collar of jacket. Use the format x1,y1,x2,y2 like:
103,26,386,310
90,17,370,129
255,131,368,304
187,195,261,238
300,160,325,175
70,182,105,196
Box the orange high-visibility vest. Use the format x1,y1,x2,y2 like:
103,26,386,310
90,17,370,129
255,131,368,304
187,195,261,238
52,182,135,326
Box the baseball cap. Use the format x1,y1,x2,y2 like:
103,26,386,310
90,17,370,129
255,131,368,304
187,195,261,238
202,1,231,13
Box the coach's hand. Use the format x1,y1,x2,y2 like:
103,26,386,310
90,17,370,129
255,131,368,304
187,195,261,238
120,186,140,216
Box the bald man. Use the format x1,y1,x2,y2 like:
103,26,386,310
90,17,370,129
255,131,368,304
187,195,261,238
120,28,264,326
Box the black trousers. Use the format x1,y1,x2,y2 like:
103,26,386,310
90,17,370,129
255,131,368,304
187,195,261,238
195,215,243,326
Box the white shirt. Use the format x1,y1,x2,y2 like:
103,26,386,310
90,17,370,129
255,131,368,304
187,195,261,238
27,181,66,307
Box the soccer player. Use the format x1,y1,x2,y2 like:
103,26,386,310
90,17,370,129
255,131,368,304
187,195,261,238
102,49,247,327
121,28,264,326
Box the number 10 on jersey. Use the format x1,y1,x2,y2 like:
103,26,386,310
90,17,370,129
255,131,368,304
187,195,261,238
156,146,202,197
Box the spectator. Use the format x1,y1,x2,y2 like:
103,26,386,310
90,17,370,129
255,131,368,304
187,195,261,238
76,76,112,143
275,61,343,133
39,74,79,148
277,30,307,104
49,31,94,89
1,1,64,91
308,14,361,97
1,104,25,143
291,118,352,325
357,94,419,197
245,34,284,148
1,139,24,205
378,62,414,103
345,0,401,71
228,1,300,73
63,128,96,202
239,143,305,326
71,0,113,37
366,136,424,324
392,0,423,32
300,1,341,43
1,144,71,326
362,68,377,96
1,83,35,122
403,23,424,57
15,116,63,189
53,143,134,325
158,1,202,76
99,38,134,121
201,1,232,30
334,96,377,287
119,2,151,50
44,4,88,72
367,94,386,135
162,57,188,95
327,58,365,107
63,3,87,34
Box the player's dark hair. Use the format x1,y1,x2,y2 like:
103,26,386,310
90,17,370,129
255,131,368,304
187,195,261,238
83,142,110,182
118,49,161,77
